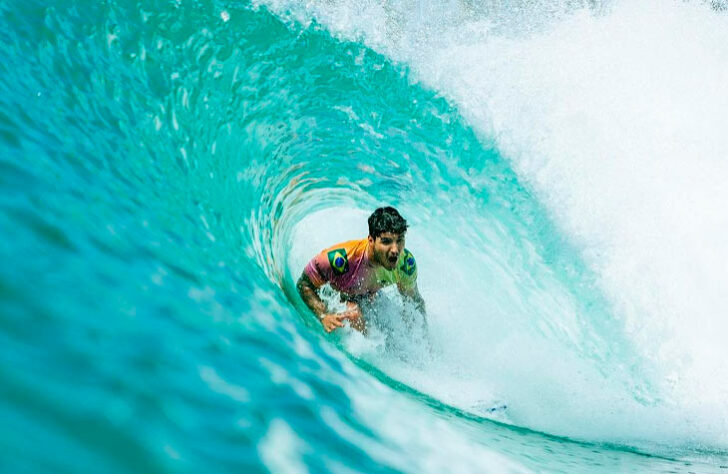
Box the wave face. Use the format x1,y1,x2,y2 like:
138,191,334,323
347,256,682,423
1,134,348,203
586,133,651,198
1,0,727,472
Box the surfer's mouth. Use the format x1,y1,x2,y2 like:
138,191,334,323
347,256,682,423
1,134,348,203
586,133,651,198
387,255,398,265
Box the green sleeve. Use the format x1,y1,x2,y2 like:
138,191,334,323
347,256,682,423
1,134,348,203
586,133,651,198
396,248,418,291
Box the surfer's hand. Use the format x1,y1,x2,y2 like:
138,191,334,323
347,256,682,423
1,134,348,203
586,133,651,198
341,302,365,333
320,313,345,333
342,301,362,319
320,303,365,333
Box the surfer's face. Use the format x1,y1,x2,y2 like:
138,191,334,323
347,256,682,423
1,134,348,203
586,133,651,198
369,232,404,270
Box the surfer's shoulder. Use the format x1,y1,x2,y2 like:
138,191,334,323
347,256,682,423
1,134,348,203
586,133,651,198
398,248,417,277
318,239,367,276
320,238,367,256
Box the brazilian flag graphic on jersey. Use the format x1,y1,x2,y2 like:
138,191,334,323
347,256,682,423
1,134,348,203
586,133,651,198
400,249,416,276
327,248,349,275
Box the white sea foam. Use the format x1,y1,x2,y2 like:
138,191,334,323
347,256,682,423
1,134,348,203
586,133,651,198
280,0,728,451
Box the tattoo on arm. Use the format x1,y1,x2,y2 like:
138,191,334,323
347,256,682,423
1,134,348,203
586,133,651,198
412,289,426,316
297,272,326,318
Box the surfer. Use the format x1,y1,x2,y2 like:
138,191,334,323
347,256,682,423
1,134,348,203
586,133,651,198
297,206,426,333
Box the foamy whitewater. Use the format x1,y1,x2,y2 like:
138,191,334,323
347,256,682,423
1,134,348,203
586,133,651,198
276,0,728,451
2,0,728,471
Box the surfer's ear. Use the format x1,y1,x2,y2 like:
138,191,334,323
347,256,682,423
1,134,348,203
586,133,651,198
368,235,374,246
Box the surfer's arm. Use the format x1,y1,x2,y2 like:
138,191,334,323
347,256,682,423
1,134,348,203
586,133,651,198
297,272,363,333
298,252,333,320
296,272,328,319
399,282,427,320
412,286,426,316
396,249,425,319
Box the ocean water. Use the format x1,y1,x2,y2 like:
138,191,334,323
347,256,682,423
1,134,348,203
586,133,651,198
2,0,728,472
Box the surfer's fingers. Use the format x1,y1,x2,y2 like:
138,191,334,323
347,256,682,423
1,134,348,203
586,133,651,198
345,301,361,313
341,310,361,320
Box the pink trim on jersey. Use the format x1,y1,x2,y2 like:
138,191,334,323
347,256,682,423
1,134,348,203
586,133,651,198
304,239,379,296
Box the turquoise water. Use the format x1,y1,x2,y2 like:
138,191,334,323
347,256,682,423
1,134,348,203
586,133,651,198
2,0,728,472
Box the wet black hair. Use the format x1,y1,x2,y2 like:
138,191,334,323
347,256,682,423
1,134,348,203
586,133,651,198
368,207,408,239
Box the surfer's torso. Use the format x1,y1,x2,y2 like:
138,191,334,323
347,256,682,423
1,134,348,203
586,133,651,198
304,238,417,297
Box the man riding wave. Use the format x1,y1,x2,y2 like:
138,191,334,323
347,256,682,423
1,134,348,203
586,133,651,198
297,207,426,333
